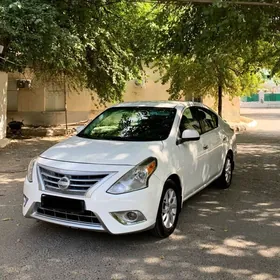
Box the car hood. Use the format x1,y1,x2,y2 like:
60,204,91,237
40,136,164,166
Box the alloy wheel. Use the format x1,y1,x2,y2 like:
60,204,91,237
225,158,232,184
161,188,177,229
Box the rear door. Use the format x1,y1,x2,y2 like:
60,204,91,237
192,106,224,180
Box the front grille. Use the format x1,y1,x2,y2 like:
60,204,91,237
39,166,109,195
36,203,101,225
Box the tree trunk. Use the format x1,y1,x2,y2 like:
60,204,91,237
218,85,222,117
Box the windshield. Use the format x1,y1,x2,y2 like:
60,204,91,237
78,107,176,141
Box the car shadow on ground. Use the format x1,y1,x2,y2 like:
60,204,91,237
0,135,279,280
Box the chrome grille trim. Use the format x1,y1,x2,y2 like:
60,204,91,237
38,165,110,195
32,203,105,231
36,204,100,224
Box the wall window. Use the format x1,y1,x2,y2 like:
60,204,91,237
45,83,65,111
7,78,18,111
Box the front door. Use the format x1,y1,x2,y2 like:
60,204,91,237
177,107,210,198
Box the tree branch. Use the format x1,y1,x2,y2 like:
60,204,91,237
129,0,280,8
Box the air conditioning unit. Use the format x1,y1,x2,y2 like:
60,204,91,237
17,79,31,89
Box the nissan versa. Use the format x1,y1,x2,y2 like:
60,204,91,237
23,101,236,238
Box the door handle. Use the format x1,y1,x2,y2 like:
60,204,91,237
203,145,208,150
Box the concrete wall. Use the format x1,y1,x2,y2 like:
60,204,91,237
203,95,240,122
184,91,240,122
240,91,280,108
7,73,93,125
123,69,170,102
6,69,240,125
0,72,8,146
241,80,280,108
241,101,280,108
7,76,18,111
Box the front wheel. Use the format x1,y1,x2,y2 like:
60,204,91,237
151,179,180,238
218,153,233,189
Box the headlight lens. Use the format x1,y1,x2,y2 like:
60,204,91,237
27,157,37,182
107,157,157,194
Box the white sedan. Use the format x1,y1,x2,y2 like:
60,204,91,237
23,101,236,238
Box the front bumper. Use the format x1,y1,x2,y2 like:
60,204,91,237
23,159,163,235
29,203,106,231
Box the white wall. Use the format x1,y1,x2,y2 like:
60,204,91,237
240,91,280,108
0,72,8,142
240,102,280,108
241,80,280,108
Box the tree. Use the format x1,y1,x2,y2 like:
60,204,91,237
152,2,279,116
0,0,154,103
158,54,262,115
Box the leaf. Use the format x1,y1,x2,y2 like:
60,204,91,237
2,218,13,221
0,0,152,103
34,19,42,25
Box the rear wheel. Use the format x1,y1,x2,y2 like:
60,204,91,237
218,153,233,189
151,179,180,238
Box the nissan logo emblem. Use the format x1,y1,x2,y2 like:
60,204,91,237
58,176,70,190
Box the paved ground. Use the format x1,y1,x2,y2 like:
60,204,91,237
0,108,279,280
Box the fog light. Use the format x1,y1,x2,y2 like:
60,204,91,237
111,210,146,225
126,211,138,222
23,195,28,207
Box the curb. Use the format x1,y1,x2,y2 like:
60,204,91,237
0,138,10,148
230,123,247,133
229,119,257,133
246,120,258,128
7,127,75,137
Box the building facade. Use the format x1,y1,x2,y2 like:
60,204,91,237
6,69,240,126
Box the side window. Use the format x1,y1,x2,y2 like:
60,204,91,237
194,107,218,134
179,107,202,135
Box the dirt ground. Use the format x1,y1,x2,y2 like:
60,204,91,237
0,136,65,175
0,109,279,280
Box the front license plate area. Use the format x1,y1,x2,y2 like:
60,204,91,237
41,194,85,213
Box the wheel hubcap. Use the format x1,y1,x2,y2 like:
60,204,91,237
162,189,177,229
225,158,232,184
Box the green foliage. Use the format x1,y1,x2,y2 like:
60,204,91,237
0,0,153,102
152,2,279,105
2,0,280,106
157,54,262,100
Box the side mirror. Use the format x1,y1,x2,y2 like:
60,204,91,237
177,129,200,145
76,126,85,134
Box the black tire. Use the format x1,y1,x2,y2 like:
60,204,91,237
218,153,234,189
151,179,181,238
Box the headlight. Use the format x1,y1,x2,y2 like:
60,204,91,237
107,157,157,194
27,157,37,182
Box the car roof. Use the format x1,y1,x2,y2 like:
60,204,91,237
113,101,203,109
